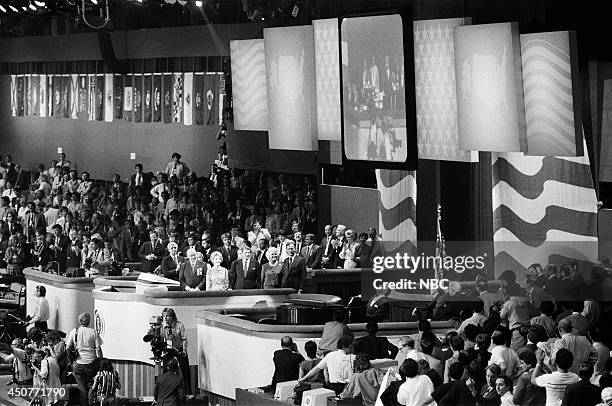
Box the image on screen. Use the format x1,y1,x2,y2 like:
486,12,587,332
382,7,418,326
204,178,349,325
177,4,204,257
341,14,407,163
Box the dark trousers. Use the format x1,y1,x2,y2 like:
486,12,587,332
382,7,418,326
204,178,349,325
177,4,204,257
177,353,191,396
326,382,346,396
34,321,48,331
73,359,100,406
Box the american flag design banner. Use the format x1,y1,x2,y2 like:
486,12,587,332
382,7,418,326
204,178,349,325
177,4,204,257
77,75,88,120
313,19,341,142
414,18,478,162
230,39,268,131
39,74,46,118
375,169,417,254
133,74,143,123
172,73,183,123
70,75,78,119
114,74,123,120
162,74,172,124
183,72,193,126
492,139,598,279
143,74,152,123
153,74,162,123
520,31,582,156
104,74,113,122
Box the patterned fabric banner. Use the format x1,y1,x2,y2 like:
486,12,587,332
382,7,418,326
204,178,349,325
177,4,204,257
183,72,193,126
520,31,582,156
313,19,341,141
10,75,17,117
133,74,142,123
52,75,61,118
123,75,133,122
162,74,172,124
152,74,162,123
39,74,47,118
25,75,32,116
31,75,40,117
194,73,204,125
61,75,71,118
70,75,78,119
230,39,268,131
47,75,54,118
88,75,96,121
95,75,104,121
414,18,478,162
172,73,183,123
104,74,113,122
77,75,88,120
600,80,612,182
114,74,123,120
17,75,24,116
143,74,152,123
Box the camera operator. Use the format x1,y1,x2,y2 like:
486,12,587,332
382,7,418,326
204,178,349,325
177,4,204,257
26,285,50,332
1,338,34,385
161,308,191,396
66,312,103,406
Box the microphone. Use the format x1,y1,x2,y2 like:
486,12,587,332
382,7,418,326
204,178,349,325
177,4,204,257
347,294,362,307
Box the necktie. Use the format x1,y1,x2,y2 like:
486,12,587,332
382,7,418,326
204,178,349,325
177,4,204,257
243,260,248,275
307,246,311,258
136,174,141,186
325,238,331,256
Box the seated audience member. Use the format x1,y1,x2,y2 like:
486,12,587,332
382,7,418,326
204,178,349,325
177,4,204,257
271,336,304,390
139,229,166,273
458,299,487,334
396,358,435,406
340,354,384,406
549,318,598,374
299,336,355,395
418,358,442,389
161,242,183,280
561,362,601,406
495,375,514,406
229,245,260,289
440,359,486,406
480,363,501,406
531,301,557,339
299,341,325,384
154,358,185,406
513,348,545,406
532,348,580,406
318,310,354,356
353,321,399,361
178,248,206,291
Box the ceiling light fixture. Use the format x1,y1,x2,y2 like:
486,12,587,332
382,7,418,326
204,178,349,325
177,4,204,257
0,4,6,12
9,4,18,11
195,0,202,6
28,2,36,10
34,0,45,6
21,5,27,10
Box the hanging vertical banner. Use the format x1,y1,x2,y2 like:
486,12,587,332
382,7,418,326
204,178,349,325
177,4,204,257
143,74,152,123
70,75,78,119
96,75,104,121
10,75,17,117
77,75,88,120
103,74,113,122
61,75,71,118
16,75,24,117
172,73,183,123
124,75,133,122
39,74,47,118
88,75,96,121
52,75,61,118
113,74,123,120
31,75,40,117
25,75,32,116
203,73,220,125
313,19,340,141
194,73,204,125
183,72,193,126
133,74,143,123
153,74,162,122
47,75,54,117
218,73,225,125
163,73,172,124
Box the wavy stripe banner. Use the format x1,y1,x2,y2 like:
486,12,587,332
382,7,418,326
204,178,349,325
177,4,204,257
230,39,268,131
492,140,598,278
376,169,417,254
520,31,582,156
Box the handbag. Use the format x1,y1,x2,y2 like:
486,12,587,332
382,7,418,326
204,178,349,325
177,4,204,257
67,327,79,363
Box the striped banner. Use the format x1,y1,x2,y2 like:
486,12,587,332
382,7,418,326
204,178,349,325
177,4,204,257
230,39,268,131
39,74,46,118
375,169,417,254
10,75,17,117
183,72,193,126
492,139,598,279
521,31,581,156
104,74,113,122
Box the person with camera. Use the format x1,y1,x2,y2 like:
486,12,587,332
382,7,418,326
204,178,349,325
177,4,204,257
31,348,64,405
66,312,103,406
44,330,69,383
154,357,185,406
26,285,50,332
1,338,34,386
161,308,191,396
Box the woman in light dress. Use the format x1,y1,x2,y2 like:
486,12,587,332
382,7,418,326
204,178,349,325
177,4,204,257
261,247,282,289
339,230,360,270
206,251,229,291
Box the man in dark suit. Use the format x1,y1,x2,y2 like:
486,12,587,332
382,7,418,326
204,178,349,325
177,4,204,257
50,224,70,272
178,248,206,290
4,210,23,236
353,321,399,360
561,362,600,406
129,163,152,193
201,235,217,266
218,232,238,269
271,336,304,390
319,224,337,269
161,242,184,281
154,358,185,406
229,246,261,289
22,201,46,243
255,238,269,267
13,164,30,191
280,241,307,291
65,228,81,271
300,234,321,269
181,233,204,257
139,229,166,273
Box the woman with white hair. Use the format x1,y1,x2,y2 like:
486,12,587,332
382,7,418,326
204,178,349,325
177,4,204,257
206,251,229,291
261,247,282,289
339,229,360,270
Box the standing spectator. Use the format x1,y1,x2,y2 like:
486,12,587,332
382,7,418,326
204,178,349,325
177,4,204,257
340,354,384,406
480,363,502,406
395,358,434,405
353,321,399,361
318,310,354,356
229,245,261,289
458,299,487,334
531,301,558,339
154,358,185,406
495,375,515,406
561,362,601,406
444,335,465,383
66,312,103,406
2,338,33,385
319,224,337,269
513,348,546,406
499,270,530,352
489,327,520,379
89,358,121,406
165,153,189,182
26,285,50,331
418,358,442,389
561,302,592,336
261,247,283,289
160,308,190,395
532,348,579,406
549,318,598,374
280,240,307,291
139,229,166,273
440,359,486,406
178,248,206,291
206,251,229,291
31,348,64,405
271,336,304,390
161,242,183,280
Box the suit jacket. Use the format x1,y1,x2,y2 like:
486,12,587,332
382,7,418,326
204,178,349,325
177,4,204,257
271,349,304,388
22,211,46,239
181,243,204,257
161,254,184,281
561,379,601,406
562,313,592,336
255,248,269,267
51,235,70,271
5,221,23,236
178,260,206,290
139,239,166,273
229,258,261,290
218,245,238,269
129,172,152,192
280,255,307,291
300,244,321,269
319,236,337,269
154,371,185,406
65,239,82,269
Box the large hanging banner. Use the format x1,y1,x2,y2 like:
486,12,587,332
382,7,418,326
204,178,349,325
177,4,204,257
230,39,268,131
77,75,89,120
16,75,24,117
39,74,47,118
25,75,32,116
70,75,78,119
172,73,183,123
31,75,40,117
143,74,152,123
61,75,71,118
52,75,61,118
104,74,113,122
194,73,205,125
123,75,133,122
152,74,162,123
95,75,104,121
47,75,54,118
183,72,193,126
203,73,221,126
162,73,172,124
520,31,582,156
414,18,478,162
10,75,17,117
113,74,123,120
133,74,143,123
88,75,96,121
313,19,341,142
454,22,527,153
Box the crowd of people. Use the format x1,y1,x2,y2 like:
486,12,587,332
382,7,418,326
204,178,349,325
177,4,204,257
270,263,612,406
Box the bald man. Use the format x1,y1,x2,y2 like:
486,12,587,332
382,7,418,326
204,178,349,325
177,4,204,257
271,336,304,390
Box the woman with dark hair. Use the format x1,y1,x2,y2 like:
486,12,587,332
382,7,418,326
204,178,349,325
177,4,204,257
161,308,190,395
513,348,545,406
480,363,502,406
340,354,384,406
495,375,514,406
90,358,121,405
